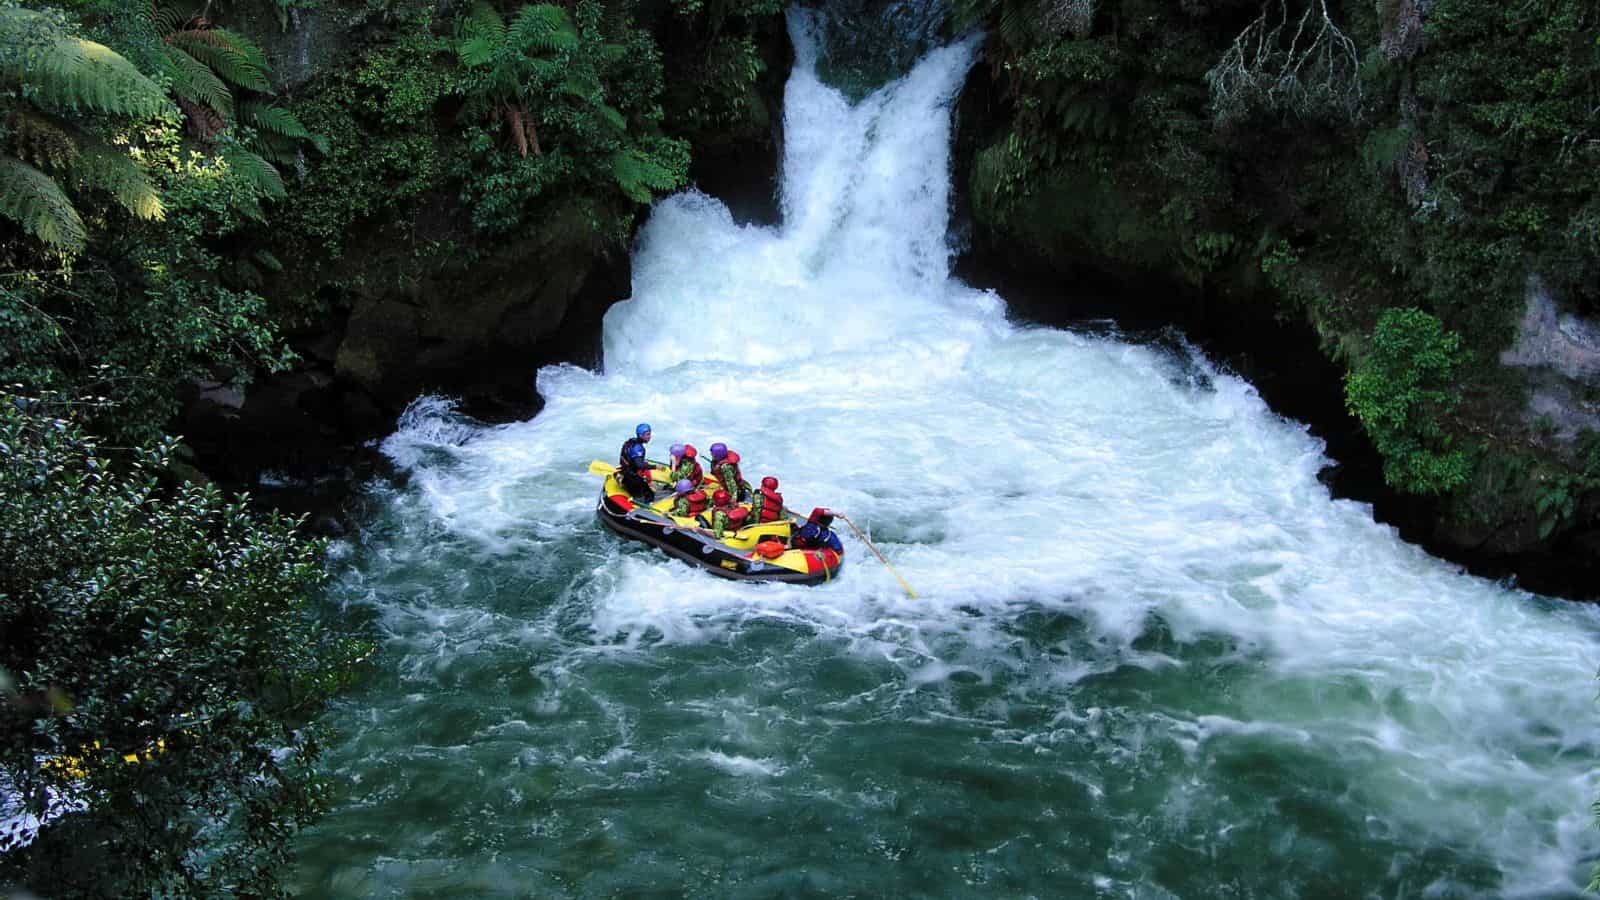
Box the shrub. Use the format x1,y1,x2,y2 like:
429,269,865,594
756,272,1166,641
0,396,367,897
1344,307,1471,494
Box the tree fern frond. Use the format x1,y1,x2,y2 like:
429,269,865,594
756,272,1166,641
70,142,164,221
465,1,508,39
241,102,312,140
167,28,272,93
459,34,497,67
0,9,170,119
610,147,680,205
248,132,299,167
160,43,233,118
598,103,626,134
149,2,195,36
510,4,578,53
9,108,80,171
220,145,285,200
253,249,283,272
0,155,86,253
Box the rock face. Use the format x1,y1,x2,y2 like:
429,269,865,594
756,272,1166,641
1500,277,1600,444
331,201,618,412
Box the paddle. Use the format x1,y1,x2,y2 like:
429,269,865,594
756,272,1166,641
835,513,918,599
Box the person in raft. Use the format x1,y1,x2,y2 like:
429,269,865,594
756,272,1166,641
750,476,784,523
708,443,750,501
671,479,709,518
709,490,749,536
793,507,843,553
617,423,653,500
670,443,705,488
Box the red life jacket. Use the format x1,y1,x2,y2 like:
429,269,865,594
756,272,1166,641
686,490,709,515
754,487,784,522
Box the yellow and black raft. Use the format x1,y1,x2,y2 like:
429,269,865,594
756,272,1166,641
592,462,845,585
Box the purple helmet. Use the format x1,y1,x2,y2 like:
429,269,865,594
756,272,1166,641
676,479,693,494
710,442,728,461
670,443,685,459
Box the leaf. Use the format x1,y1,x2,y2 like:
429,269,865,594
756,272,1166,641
160,44,234,118
220,146,285,201
509,4,578,54
458,35,496,67
0,8,170,119
241,103,313,140
0,155,87,253
70,142,164,221
167,28,272,93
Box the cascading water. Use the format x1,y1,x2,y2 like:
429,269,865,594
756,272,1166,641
292,11,1600,897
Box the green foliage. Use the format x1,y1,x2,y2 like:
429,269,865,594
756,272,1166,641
0,5,169,119
1,119,298,445
0,396,366,897
1344,308,1472,495
453,0,688,237
273,24,456,254
129,1,324,207
0,2,170,254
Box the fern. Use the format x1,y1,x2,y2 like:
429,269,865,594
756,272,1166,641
241,103,311,140
466,1,508,39
610,147,680,204
160,40,234,116
458,34,497,67
252,249,284,272
0,8,169,119
220,145,285,202
0,155,87,253
510,5,578,54
72,142,164,222
597,103,627,135
167,29,272,93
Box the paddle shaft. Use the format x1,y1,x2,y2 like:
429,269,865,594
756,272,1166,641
835,513,918,599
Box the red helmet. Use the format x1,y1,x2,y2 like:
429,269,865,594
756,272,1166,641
809,507,830,523
713,489,730,506
683,444,697,458
761,476,778,490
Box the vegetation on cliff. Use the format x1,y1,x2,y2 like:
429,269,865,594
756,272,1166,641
1,0,783,893
959,0,1600,557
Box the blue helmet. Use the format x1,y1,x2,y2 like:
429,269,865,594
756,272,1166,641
676,479,693,494
710,442,728,460
636,423,651,438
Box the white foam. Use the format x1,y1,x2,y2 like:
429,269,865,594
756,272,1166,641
356,13,1600,892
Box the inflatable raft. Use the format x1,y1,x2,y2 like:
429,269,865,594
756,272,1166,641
595,465,845,585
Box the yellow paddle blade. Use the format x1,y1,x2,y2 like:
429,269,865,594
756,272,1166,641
588,460,617,476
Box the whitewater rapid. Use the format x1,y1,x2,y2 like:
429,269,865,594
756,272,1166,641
296,11,1600,896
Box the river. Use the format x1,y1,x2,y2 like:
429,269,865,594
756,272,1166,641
290,11,1600,897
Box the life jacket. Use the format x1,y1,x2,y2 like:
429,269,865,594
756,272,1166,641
710,505,738,534
714,459,744,494
753,486,783,522
673,458,704,487
794,521,842,553
619,437,648,471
